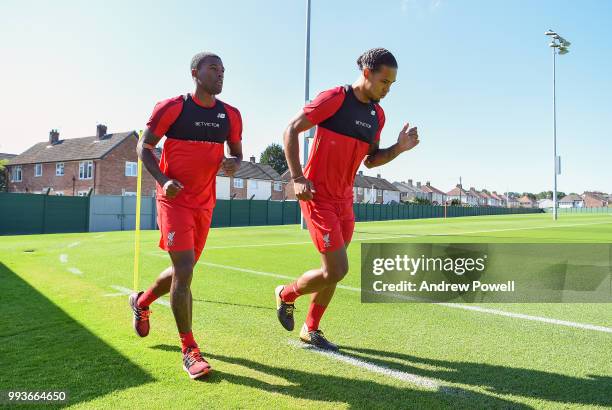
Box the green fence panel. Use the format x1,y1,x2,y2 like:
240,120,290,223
0,193,88,235
211,200,230,227
230,200,250,226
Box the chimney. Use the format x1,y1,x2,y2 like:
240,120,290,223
376,174,381,179
408,179,413,187
456,184,461,188
358,171,363,176
416,182,421,188
470,187,475,191
426,181,431,187
96,124,107,140
49,129,59,144
250,155,256,163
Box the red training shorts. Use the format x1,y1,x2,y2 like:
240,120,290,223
300,198,355,253
157,200,212,262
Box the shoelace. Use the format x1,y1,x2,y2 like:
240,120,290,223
284,304,295,316
184,349,206,367
132,305,151,320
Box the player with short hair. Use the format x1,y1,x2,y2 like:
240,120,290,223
275,48,420,350
129,51,243,379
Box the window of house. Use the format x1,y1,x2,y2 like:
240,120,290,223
35,163,42,177
377,189,383,196
358,187,363,194
274,181,283,191
56,162,64,176
125,161,138,177
79,161,93,179
77,190,89,197
11,166,22,182
233,178,243,188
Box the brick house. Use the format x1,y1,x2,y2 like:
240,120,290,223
354,172,400,204
392,179,429,203
420,181,446,205
217,156,284,200
559,194,584,208
518,195,537,208
7,126,157,196
582,192,610,208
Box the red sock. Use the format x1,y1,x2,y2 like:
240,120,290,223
305,303,327,331
179,331,198,353
280,282,301,303
137,288,159,308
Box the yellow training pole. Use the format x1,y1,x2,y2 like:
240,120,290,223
133,130,144,291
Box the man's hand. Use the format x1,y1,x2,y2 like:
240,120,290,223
397,123,420,152
293,176,315,201
162,179,184,199
221,157,241,177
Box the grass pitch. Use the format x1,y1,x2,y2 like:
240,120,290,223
1,213,611,409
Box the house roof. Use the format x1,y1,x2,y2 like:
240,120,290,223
446,186,469,196
583,192,608,201
218,161,282,181
518,195,536,203
392,181,425,193
354,173,398,191
559,194,584,203
489,192,504,201
8,131,137,165
422,183,445,195
0,153,17,161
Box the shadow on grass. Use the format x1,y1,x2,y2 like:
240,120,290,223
192,298,275,311
338,345,612,408
0,263,154,407
150,344,530,409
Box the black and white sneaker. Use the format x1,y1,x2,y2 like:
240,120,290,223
299,324,339,351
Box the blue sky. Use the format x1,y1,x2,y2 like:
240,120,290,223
1,0,610,194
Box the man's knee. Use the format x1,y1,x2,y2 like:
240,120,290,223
322,263,348,284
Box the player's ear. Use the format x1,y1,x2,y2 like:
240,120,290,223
363,68,371,79
191,68,198,80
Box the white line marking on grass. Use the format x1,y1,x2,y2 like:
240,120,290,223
200,262,612,334
288,340,440,389
59,254,68,263
68,267,83,275
436,304,612,334
108,286,171,306
67,242,80,248
93,234,105,239
181,221,612,251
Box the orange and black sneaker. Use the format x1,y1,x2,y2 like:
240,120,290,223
129,291,151,337
183,347,211,380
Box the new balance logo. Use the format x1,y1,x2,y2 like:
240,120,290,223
168,231,175,247
217,113,226,119
355,120,372,129
371,110,376,116
194,122,220,128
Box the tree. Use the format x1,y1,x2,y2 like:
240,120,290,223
450,199,461,206
412,197,432,205
0,159,8,192
260,143,288,175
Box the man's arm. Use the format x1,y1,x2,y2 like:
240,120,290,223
221,141,243,176
364,123,420,168
283,111,316,201
137,128,183,198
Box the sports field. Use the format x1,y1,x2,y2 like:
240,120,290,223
1,213,611,409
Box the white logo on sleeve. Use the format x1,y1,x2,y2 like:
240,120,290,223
217,113,226,119
168,231,175,247
371,110,376,116
322,233,331,248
